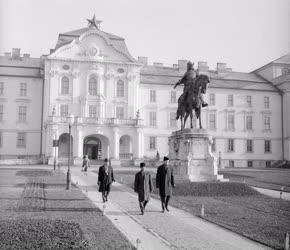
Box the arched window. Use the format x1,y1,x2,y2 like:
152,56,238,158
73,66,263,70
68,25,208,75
61,76,69,95
88,76,98,95
116,80,124,97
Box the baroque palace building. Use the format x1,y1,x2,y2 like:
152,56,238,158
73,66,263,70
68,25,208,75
0,16,290,167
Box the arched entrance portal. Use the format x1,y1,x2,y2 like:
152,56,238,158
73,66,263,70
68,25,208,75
59,133,73,158
83,137,102,160
83,135,109,160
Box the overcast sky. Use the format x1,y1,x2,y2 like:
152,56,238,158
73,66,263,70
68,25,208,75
0,0,289,72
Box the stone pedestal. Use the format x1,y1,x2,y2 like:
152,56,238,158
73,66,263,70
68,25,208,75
168,129,226,182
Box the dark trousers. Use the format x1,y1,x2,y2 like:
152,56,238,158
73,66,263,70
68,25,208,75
139,200,148,211
102,191,110,202
160,195,170,210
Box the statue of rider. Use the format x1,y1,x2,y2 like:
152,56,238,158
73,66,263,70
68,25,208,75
173,61,208,107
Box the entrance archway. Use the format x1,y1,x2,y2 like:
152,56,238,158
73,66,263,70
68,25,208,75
83,135,109,160
58,133,73,158
83,137,101,160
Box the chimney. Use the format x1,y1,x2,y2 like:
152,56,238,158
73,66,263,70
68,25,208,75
4,52,11,58
198,61,209,73
23,53,30,58
173,64,178,69
138,56,148,65
12,48,21,59
216,62,227,74
178,59,188,71
153,62,163,67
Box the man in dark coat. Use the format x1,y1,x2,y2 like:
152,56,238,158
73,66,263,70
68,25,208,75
98,159,115,202
134,162,153,215
156,156,175,212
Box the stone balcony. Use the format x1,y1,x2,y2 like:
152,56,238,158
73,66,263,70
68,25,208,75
47,116,144,127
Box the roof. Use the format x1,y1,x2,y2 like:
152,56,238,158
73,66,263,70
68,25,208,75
273,53,290,65
0,56,42,68
0,56,42,78
54,26,136,62
140,65,277,91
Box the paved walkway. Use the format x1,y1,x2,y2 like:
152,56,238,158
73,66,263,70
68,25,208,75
69,168,271,250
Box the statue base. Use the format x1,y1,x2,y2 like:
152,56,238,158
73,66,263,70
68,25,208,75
168,129,227,182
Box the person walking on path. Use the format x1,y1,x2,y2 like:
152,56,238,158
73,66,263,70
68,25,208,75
134,162,154,215
82,155,90,175
98,159,115,202
156,156,175,212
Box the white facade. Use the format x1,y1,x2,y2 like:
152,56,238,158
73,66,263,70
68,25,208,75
0,18,289,167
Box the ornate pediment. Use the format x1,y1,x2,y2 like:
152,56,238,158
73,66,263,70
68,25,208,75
48,30,132,63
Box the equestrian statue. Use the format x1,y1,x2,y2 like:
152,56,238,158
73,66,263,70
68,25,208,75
174,61,210,129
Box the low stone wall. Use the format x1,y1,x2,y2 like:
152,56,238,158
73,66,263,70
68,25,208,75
0,158,43,165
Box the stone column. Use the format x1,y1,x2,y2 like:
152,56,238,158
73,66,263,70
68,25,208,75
48,125,58,165
136,128,144,158
113,127,120,159
110,127,120,166
74,126,83,165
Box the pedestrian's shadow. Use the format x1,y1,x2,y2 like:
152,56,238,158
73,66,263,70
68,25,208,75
104,210,162,216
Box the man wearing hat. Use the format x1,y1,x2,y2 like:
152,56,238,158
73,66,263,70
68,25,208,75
98,158,115,202
134,162,153,215
156,156,175,212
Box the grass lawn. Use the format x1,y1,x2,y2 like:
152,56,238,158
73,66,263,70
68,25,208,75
114,169,290,250
219,168,290,192
0,168,135,250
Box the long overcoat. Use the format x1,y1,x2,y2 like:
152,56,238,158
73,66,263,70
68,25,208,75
134,171,153,202
156,164,174,197
98,165,114,192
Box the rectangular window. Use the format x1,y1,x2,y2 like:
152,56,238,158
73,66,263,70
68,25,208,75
150,90,156,103
246,116,253,130
89,105,97,118
61,81,69,95
17,132,26,148
228,139,234,152
116,107,124,119
229,160,235,168
149,111,157,127
264,116,271,130
209,113,216,129
264,97,269,109
149,136,156,150
212,138,216,152
89,82,97,95
170,91,176,103
246,96,252,107
264,140,271,153
18,106,27,122
0,132,2,147
246,139,253,153
116,80,125,97
247,161,253,168
266,161,271,167
60,104,68,117
20,83,27,96
169,112,176,127
0,105,3,122
228,113,235,130
227,94,234,107
209,93,215,106
0,82,3,95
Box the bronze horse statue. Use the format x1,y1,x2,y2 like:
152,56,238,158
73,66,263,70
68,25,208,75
176,74,210,129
